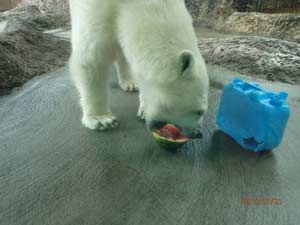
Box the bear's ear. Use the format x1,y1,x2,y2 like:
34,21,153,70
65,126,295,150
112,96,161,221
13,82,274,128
179,50,194,76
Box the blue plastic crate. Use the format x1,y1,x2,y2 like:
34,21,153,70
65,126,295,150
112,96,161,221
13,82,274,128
217,78,291,152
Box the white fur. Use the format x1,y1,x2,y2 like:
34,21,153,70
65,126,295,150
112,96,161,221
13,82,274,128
69,0,209,134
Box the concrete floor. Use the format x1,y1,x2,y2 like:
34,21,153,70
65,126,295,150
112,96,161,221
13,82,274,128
0,65,300,225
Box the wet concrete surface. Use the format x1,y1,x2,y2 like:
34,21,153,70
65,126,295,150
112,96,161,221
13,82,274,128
0,65,300,225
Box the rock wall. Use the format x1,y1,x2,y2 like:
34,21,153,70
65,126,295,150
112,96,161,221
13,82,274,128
185,0,300,42
21,0,69,14
0,4,42,22
233,0,300,13
0,0,13,12
185,0,235,26
224,12,300,43
185,0,300,19
20,0,299,18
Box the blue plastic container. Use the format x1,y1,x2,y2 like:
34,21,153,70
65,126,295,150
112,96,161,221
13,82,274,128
217,78,290,152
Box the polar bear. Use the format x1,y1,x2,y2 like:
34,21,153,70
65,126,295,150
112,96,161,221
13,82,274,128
69,0,209,136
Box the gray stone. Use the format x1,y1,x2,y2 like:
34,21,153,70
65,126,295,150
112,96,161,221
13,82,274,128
198,36,300,84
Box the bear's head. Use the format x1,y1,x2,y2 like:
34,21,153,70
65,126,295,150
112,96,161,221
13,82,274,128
141,50,209,137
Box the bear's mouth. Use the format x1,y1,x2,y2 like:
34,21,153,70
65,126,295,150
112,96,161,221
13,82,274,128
147,121,203,139
147,121,170,132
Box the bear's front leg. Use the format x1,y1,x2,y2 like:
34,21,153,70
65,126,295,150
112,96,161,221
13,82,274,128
70,49,118,131
115,46,138,92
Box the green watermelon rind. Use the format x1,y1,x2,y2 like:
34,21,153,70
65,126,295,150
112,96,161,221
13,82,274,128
153,131,188,151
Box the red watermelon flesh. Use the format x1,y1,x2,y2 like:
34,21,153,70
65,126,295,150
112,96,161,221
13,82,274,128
156,124,188,140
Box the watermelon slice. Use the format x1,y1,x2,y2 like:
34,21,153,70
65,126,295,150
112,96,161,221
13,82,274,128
153,124,189,151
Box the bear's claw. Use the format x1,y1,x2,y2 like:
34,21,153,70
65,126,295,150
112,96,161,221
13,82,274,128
137,105,146,120
119,81,139,92
82,114,119,130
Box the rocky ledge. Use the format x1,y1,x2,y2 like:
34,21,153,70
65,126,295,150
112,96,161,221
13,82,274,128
0,4,70,95
0,29,70,95
199,36,300,85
